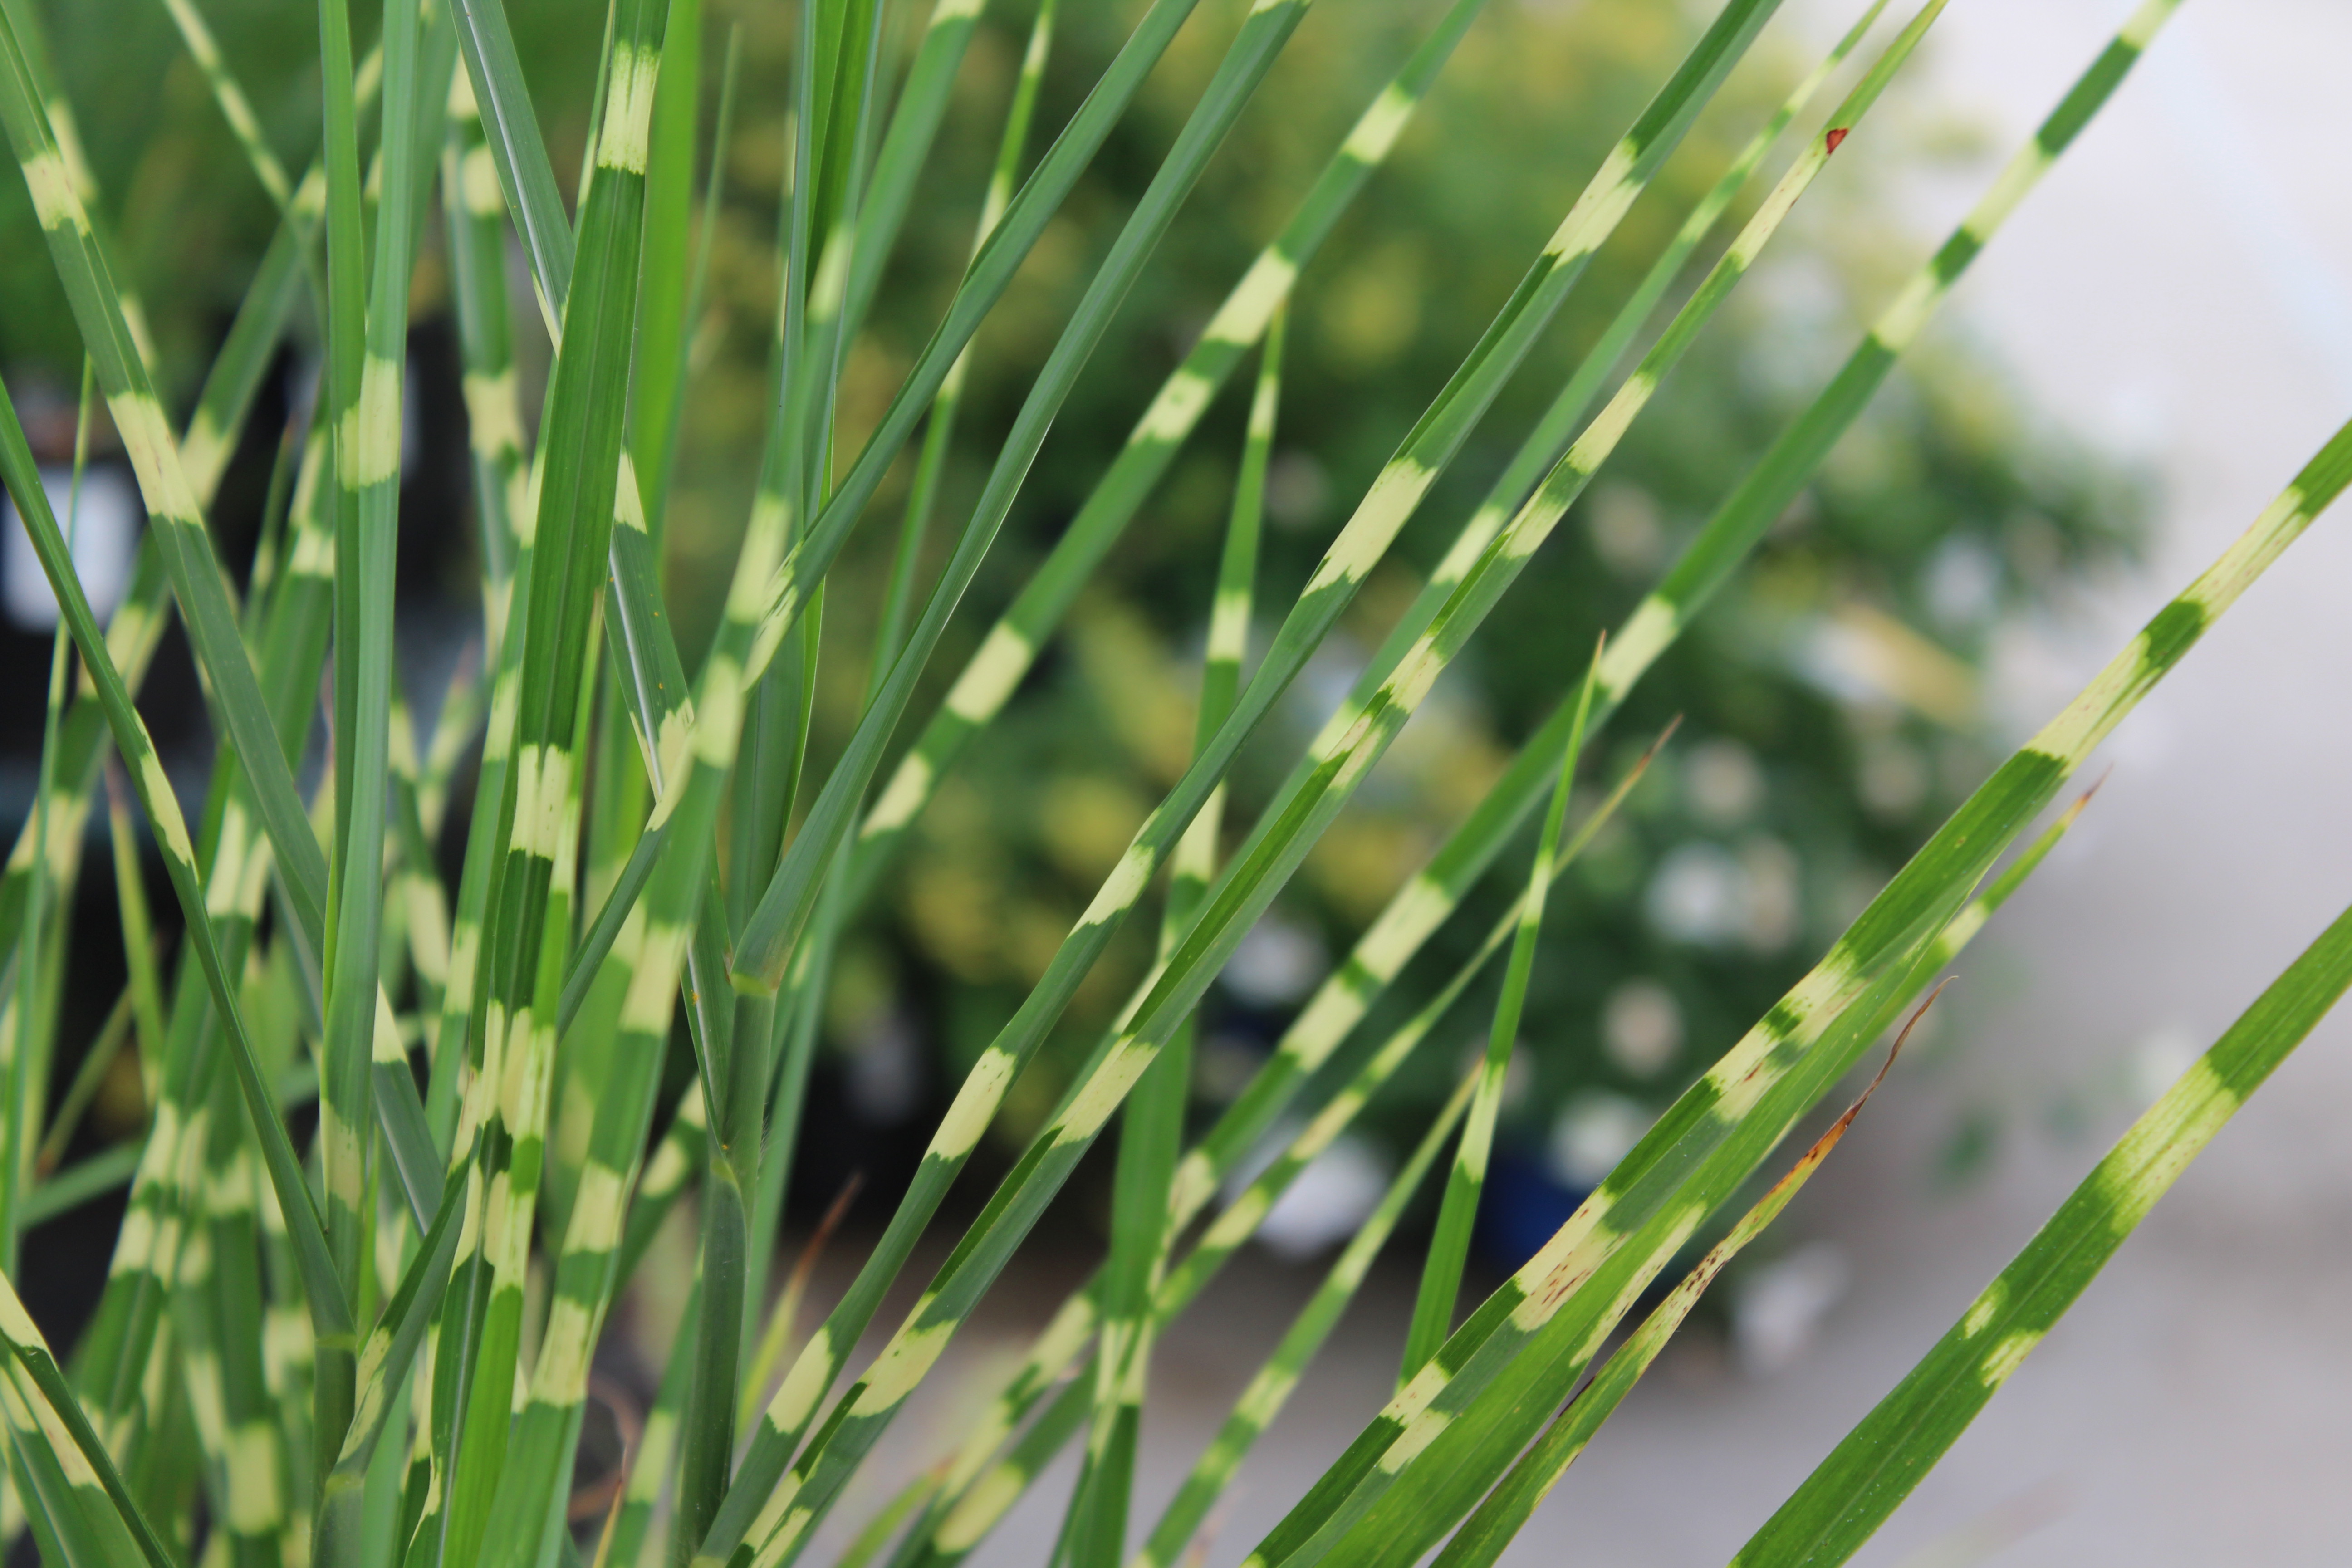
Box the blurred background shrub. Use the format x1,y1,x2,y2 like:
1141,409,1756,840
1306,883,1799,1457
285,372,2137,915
0,0,2138,1265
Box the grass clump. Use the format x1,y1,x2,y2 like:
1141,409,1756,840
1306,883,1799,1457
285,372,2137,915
2,1,2347,1567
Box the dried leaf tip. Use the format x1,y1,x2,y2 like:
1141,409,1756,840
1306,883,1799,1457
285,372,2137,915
2059,768,2113,827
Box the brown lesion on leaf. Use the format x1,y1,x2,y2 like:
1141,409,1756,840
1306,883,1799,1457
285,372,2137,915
1825,127,1850,155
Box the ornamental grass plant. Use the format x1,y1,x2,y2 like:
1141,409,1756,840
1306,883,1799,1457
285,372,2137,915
0,0,2344,1566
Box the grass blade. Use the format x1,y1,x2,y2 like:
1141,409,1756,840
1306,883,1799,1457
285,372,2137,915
3,360,92,1262
627,0,701,525
313,0,426,1466
436,0,676,1555
1400,640,1599,1387
869,0,1055,697
846,0,1485,900
837,0,995,348
0,1270,179,1568
0,373,354,1357
22,1142,142,1228
1134,1068,1476,1568
152,0,295,209
709,4,1785,1545
1066,300,1285,1568
1736,893,2352,1565
610,1274,700,1568
826,731,1669,1568
34,989,133,1180
313,1174,468,1568
446,0,573,328
106,779,167,1102
1237,408,2345,1568
0,8,332,968
1431,997,1936,1568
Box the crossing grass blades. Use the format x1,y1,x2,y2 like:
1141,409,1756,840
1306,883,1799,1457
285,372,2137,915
1,0,2347,1565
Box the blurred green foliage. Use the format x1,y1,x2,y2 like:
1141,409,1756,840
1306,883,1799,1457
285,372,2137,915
0,0,2138,1216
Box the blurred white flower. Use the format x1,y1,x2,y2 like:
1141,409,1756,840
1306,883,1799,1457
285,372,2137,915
1224,914,1328,1009
2129,1025,2200,1108
1734,1241,1851,1376
1548,1092,1652,1189
1585,481,1666,576
1645,837,1801,952
1646,843,1743,945
1456,1038,1534,1112
1737,836,1801,953
1257,1135,1389,1260
1685,737,1765,828
1264,450,1329,530
1602,980,1683,1078
1857,734,1931,818
1924,535,2002,630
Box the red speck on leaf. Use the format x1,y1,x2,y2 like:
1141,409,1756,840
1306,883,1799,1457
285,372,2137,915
1825,127,1849,154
